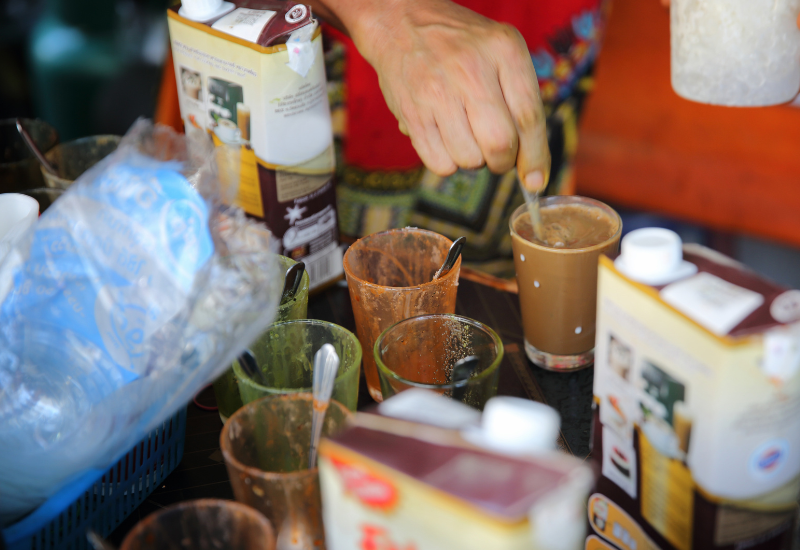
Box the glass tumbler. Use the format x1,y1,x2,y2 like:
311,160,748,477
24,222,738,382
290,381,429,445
233,319,361,411
119,499,275,550
344,228,460,402
213,254,310,422
220,394,351,550
375,314,503,410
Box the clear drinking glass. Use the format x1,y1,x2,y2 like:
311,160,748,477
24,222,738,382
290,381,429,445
119,499,275,550
40,135,121,189
212,255,310,423
344,228,460,402
220,394,351,550
233,319,361,411
509,197,621,372
374,314,503,410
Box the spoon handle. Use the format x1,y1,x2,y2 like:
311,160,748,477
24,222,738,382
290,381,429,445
433,236,466,281
16,119,57,176
308,406,327,469
308,343,339,469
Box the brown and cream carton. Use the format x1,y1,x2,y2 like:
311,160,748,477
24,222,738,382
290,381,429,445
319,391,595,550
589,228,800,550
167,0,341,288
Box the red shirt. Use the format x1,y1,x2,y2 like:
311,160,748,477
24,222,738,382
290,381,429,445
331,0,604,171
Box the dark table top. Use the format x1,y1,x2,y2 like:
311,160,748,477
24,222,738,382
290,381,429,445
108,277,594,545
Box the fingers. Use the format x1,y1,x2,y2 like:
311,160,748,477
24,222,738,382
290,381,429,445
463,75,518,174
435,99,485,170
402,106,458,176
495,25,551,193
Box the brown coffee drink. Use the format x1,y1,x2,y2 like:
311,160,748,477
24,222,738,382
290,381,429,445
510,196,621,371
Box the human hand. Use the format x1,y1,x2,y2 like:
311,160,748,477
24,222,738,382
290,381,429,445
347,0,550,193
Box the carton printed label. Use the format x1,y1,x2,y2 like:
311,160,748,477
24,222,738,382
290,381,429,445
602,427,637,499
749,439,789,480
585,535,620,550
211,9,276,42
588,494,660,550
360,525,417,550
713,503,797,546
276,171,329,203
770,290,800,323
660,272,764,336
330,456,399,511
639,429,693,550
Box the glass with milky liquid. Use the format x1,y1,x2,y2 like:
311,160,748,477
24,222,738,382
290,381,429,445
510,196,621,371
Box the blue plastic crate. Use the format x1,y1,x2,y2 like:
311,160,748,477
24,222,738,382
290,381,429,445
3,408,186,550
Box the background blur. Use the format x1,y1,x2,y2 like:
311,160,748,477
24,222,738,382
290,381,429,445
2,0,799,288
0,0,171,139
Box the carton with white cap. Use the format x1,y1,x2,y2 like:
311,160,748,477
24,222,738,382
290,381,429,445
167,0,342,289
319,390,594,550
588,228,800,550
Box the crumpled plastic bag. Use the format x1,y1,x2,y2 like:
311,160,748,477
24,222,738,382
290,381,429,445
0,120,281,524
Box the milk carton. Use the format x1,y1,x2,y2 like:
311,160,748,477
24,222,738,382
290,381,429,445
589,228,800,550
320,391,595,550
167,1,341,289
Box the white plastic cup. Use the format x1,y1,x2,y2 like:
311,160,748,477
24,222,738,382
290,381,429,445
671,0,800,106
0,193,39,262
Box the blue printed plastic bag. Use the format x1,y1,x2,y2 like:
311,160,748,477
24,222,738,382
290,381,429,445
0,121,281,524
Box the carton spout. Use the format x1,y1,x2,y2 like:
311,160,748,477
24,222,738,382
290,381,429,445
178,0,234,23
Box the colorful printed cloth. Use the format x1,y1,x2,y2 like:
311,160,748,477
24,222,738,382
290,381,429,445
325,0,608,277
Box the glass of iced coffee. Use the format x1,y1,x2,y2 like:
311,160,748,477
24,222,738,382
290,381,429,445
510,196,621,371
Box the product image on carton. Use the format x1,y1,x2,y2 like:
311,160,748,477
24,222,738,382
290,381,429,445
167,2,341,289
589,230,800,550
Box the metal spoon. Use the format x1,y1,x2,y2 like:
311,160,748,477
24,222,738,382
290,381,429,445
16,118,57,176
433,236,466,281
237,349,269,386
308,343,339,469
521,186,545,243
280,261,305,305
86,529,117,550
450,355,480,402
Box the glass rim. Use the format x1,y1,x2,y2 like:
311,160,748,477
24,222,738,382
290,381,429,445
373,313,504,389
220,394,351,480
343,227,461,291
509,196,622,253
233,319,362,393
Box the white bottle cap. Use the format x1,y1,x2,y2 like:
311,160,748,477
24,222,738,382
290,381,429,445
615,227,697,285
179,0,234,22
463,397,561,455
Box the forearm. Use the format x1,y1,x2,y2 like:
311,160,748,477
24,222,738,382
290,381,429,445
303,0,420,64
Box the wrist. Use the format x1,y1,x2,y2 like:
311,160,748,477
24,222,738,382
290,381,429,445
328,0,430,65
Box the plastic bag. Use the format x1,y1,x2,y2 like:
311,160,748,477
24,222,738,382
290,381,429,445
0,120,281,524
